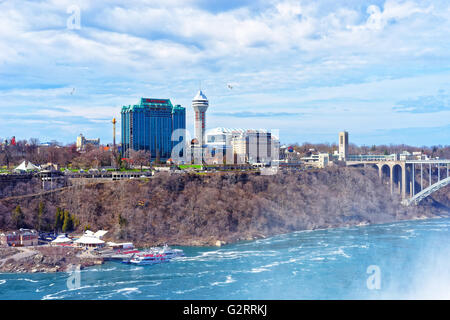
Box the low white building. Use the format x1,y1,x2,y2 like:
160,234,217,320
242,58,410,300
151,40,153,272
107,242,134,250
74,230,108,248
51,234,72,245
301,152,330,169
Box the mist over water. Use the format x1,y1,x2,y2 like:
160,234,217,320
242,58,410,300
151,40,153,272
0,217,449,300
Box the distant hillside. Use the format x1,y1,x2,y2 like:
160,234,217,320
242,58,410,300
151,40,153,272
0,167,448,246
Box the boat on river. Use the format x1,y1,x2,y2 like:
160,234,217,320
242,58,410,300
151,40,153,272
124,245,184,265
154,244,185,258
128,252,169,265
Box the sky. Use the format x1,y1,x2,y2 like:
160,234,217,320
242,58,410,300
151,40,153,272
0,0,449,147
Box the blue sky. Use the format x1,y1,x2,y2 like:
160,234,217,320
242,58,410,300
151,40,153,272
0,0,449,146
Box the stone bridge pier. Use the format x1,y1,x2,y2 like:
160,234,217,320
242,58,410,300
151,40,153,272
374,162,408,199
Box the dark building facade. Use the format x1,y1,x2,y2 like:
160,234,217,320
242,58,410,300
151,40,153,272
121,98,186,161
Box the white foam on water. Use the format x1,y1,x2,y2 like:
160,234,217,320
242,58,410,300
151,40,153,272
42,281,115,300
425,228,448,232
17,278,39,283
211,275,235,286
310,257,325,261
98,287,143,300
174,285,207,294
42,291,67,300
114,280,161,286
262,261,280,268
0,280,6,285
128,267,144,271
249,267,270,273
83,266,117,273
116,287,141,295
42,281,114,300
328,247,351,259
183,249,278,262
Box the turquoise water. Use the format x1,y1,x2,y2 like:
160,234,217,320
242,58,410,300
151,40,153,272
0,217,449,300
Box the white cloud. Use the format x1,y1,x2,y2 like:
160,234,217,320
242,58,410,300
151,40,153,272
363,0,433,31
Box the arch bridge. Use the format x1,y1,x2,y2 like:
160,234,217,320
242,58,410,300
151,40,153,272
346,159,450,206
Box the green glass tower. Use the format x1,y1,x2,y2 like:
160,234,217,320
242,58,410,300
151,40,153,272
121,98,186,161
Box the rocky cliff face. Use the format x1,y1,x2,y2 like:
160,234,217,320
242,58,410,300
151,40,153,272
0,167,449,246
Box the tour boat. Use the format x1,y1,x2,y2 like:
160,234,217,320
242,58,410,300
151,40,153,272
129,252,169,265
126,246,184,265
158,244,185,258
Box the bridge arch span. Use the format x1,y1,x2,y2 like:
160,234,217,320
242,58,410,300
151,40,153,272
402,176,450,206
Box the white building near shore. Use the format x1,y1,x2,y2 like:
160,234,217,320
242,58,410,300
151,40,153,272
51,234,73,245
74,230,108,248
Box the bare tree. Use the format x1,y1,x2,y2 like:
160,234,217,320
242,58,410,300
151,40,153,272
129,150,151,171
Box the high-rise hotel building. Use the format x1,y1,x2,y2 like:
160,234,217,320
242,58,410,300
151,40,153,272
121,98,186,161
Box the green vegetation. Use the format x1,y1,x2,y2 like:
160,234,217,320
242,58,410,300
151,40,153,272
179,164,202,169
54,208,63,231
36,201,44,231
62,210,73,233
0,164,11,174
54,207,78,232
12,205,26,229
118,214,128,227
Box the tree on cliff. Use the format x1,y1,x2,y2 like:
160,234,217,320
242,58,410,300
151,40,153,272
117,214,128,239
12,205,26,229
129,150,151,171
54,207,64,231
62,210,74,233
35,201,45,231
118,214,128,227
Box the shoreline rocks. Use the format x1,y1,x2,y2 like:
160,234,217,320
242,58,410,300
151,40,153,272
0,246,104,273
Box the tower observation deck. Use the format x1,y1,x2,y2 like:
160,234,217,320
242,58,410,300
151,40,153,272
192,90,209,148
